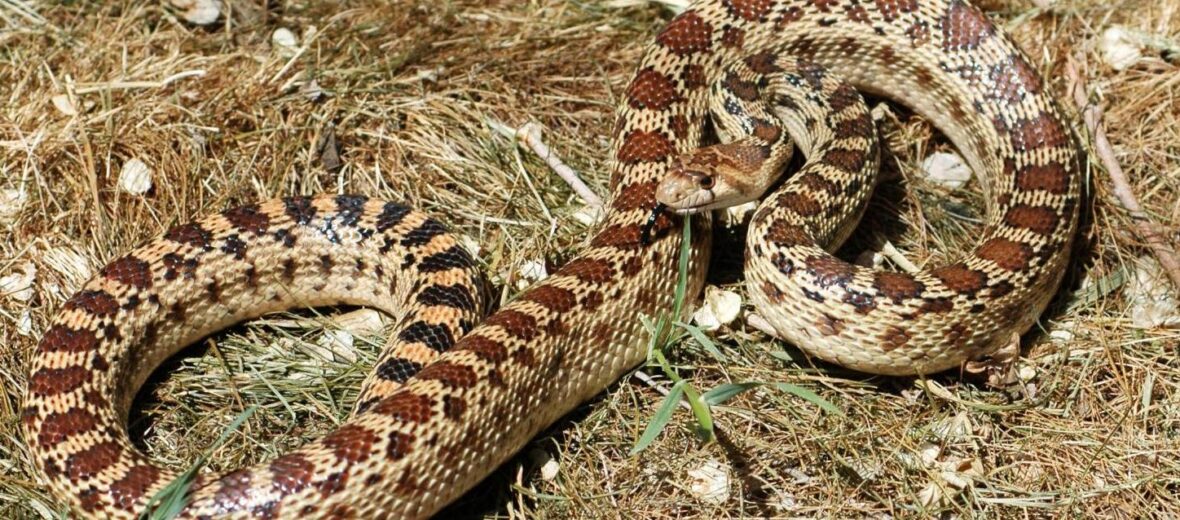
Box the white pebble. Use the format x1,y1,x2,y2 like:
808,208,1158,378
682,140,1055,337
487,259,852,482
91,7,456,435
118,158,153,195
315,330,357,363
921,152,972,190
171,0,220,25
16,310,33,336
0,263,36,302
1126,256,1180,328
51,94,77,116
518,259,548,281
539,455,560,481
272,28,299,55
43,246,93,287
686,459,730,505
692,285,742,331
571,204,605,226
0,186,28,221
1099,26,1143,71
332,308,387,336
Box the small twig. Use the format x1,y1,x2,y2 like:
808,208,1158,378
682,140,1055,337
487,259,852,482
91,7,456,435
1065,57,1180,292
881,241,921,274
488,119,604,208
73,70,206,94
632,370,693,413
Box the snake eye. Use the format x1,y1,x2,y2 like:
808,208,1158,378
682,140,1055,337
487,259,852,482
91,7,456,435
698,175,714,189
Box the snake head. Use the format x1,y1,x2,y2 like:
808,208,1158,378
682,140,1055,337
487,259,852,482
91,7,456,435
656,147,755,214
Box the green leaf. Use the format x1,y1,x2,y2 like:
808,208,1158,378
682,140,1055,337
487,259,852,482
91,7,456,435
630,380,686,456
769,382,843,416
671,215,692,322
143,405,258,520
675,321,725,361
702,382,762,406
700,381,843,416
682,383,714,442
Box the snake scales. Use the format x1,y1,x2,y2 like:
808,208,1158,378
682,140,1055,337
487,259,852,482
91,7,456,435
24,0,1081,517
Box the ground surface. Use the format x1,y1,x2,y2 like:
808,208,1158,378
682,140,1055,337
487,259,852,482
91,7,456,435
2,0,1178,518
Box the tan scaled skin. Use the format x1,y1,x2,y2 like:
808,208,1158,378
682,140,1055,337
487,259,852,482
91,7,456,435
25,1,1082,517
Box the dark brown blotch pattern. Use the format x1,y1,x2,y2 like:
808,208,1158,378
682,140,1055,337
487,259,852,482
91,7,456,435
416,361,477,389
109,464,160,509
484,309,539,341
223,204,271,235
932,263,988,295
942,0,995,51
64,290,120,317
102,256,153,290
656,11,713,55
65,440,121,481
269,454,315,494
371,391,435,423
29,366,91,397
164,223,213,250
873,272,925,303
1003,204,1060,236
723,0,773,22
322,424,380,464
976,238,1034,271
38,326,98,354
628,69,682,110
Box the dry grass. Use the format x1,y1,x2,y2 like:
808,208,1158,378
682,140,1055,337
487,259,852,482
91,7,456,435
2,0,1178,518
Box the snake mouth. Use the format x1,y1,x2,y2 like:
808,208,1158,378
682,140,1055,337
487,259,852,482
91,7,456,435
666,206,710,215
661,190,716,215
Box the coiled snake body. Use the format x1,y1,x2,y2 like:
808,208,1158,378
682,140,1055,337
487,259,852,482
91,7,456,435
24,0,1081,517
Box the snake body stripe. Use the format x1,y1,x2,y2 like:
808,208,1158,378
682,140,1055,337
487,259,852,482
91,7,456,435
23,0,1080,517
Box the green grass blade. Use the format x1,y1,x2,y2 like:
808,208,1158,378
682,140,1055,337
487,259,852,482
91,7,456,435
769,382,843,416
674,321,726,362
630,380,686,456
681,383,714,442
670,215,692,325
143,405,258,520
701,382,762,406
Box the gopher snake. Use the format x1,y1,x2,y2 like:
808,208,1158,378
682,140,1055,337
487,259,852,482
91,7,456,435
23,0,1081,517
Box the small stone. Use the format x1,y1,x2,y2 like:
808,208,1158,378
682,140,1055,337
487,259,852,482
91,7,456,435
272,28,299,56
931,412,973,442
1099,26,1143,71
571,204,605,226
1017,365,1037,382
301,79,324,101
922,151,972,190
692,286,742,331
686,459,730,505
919,442,942,465
118,158,153,195
917,481,945,508
51,95,77,116
16,310,33,336
518,259,547,281
316,329,357,363
333,308,387,336
1126,256,1179,328
460,235,482,257
43,247,93,288
171,0,219,25
0,186,28,222
0,263,36,302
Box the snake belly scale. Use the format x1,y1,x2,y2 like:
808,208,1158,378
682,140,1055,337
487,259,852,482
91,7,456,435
23,0,1081,518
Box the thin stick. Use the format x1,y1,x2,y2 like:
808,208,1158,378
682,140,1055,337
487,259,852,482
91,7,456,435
488,119,605,208
1065,57,1180,292
74,70,206,94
